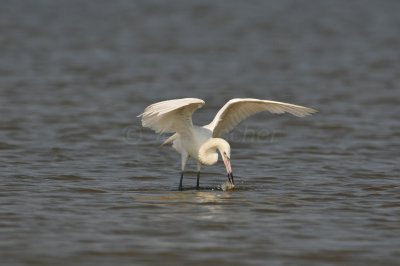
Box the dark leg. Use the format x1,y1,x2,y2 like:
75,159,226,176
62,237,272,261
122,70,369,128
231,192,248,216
179,172,184,191
179,153,188,191
196,171,200,189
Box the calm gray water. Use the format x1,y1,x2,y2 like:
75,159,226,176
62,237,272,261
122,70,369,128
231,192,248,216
1,0,399,265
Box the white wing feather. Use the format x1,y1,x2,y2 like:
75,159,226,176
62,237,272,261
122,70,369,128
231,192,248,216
138,98,205,137
205,98,317,137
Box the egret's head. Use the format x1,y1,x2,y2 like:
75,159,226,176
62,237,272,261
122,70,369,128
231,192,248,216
217,139,231,160
217,140,234,186
199,138,234,186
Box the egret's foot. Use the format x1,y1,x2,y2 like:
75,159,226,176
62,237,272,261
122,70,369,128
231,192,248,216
178,185,183,191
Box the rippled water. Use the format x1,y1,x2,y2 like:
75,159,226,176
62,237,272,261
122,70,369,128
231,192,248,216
1,0,399,265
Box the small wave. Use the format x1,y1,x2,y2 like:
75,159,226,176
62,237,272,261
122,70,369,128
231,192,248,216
0,142,18,150
71,188,107,193
47,174,86,181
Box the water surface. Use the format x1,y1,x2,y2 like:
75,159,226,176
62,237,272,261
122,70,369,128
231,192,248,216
1,1,399,265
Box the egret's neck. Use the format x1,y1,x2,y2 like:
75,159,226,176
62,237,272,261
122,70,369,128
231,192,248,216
198,138,230,165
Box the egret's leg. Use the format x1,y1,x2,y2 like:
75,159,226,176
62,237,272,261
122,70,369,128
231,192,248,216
179,152,189,191
196,162,201,189
179,172,184,191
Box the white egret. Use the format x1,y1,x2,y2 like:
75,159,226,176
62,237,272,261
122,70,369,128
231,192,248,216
138,98,316,190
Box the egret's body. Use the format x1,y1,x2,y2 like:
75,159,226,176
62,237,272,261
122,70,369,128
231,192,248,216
173,126,212,160
139,98,316,190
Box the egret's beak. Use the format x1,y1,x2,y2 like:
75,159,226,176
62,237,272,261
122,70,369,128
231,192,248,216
223,156,234,186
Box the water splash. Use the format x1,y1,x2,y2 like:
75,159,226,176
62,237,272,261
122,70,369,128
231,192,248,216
220,181,235,191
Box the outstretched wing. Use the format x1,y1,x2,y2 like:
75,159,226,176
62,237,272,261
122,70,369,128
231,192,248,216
205,98,317,137
138,98,205,137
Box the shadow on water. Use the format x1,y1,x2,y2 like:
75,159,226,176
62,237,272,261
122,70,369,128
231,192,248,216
177,185,253,192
